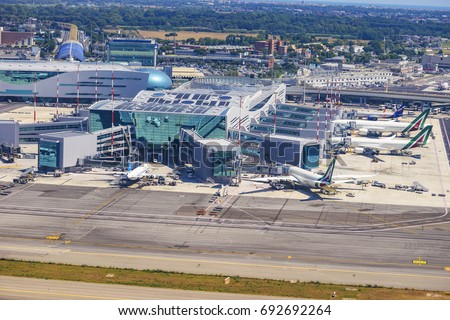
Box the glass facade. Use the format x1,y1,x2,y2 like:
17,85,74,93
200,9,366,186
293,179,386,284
259,116,308,128
302,144,320,169
38,140,60,170
250,103,320,138
0,70,58,84
267,110,313,121
276,104,318,115
210,150,237,178
108,39,157,66
89,110,226,150
19,121,88,143
250,124,306,137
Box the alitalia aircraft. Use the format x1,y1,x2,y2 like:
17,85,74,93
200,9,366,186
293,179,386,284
251,158,371,192
332,109,430,136
331,125,433,154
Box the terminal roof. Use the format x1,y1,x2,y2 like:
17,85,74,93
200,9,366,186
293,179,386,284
89,80,282,117
0,60,135,73
39,131,93,139
196,138,238,147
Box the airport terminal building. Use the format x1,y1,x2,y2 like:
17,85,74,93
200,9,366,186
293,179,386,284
89,77,285,162
22,76,339,178
88,77,336,171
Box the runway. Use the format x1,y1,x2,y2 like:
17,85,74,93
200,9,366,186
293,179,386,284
0,276,282,300
0,183,449,292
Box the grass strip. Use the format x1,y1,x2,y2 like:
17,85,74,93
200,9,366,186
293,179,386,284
0,259,449,299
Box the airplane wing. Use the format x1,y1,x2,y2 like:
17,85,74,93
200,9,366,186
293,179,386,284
333,174,375,179
357,144,387,151
362,120,397,131
332,179,356,184
363,125,392,131
332,174,375,184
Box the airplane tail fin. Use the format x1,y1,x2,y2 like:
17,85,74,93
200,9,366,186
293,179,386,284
318,157,336,185
401,125,433,150
401,109,430,134
391,106,404,118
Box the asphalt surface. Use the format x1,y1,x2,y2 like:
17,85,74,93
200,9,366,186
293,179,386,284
440,117,450,165
0,276,283,300
0,183,449,292
0,102,24,113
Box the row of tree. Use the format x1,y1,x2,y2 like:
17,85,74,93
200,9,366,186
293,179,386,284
0,4,449,43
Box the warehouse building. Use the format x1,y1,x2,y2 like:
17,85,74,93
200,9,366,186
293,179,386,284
38,131,97,172
37,125,133,172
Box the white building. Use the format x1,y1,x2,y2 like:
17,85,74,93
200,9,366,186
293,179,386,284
0,60,172,103
422,54,450,70
298,70,394,88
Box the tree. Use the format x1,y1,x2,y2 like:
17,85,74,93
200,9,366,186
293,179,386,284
365,40,384,55
333,39,344,46
354,52,372,64
193,48,207,56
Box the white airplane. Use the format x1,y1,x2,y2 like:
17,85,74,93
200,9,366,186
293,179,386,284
251,158,370,191
333,109,430,136
331,125,433,154
355,105,405,119
126,164,149,181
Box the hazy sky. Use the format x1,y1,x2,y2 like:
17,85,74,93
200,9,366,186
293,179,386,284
305,0,450,8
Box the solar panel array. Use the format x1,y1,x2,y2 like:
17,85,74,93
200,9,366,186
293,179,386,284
92,90,237,116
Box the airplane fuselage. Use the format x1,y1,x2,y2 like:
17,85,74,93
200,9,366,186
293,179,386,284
355,110,396,119
332,136,410,151
126,166,148,180
333,119,409,133
288,167,329,188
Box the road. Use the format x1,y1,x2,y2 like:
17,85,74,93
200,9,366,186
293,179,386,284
0,183,449,292
287,86,450,104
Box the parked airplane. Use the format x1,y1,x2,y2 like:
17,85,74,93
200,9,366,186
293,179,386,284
331,124,433,154
355,105,405,119
333,109,430,136
126,164,148,181
251,158,370,192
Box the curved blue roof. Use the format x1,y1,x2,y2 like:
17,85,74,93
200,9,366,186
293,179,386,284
56,41,84,62
138,68,172,90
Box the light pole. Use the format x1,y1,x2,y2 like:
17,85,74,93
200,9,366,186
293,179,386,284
56,69,59,117
33,72,37,123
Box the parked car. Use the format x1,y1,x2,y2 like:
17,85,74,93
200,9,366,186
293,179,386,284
371,181,386,188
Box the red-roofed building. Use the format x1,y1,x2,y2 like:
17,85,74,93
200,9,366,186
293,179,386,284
0,31,34,47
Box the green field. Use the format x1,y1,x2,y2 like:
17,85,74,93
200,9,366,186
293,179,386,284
138,30,259,41
0,259,449,299
441,41,450,54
